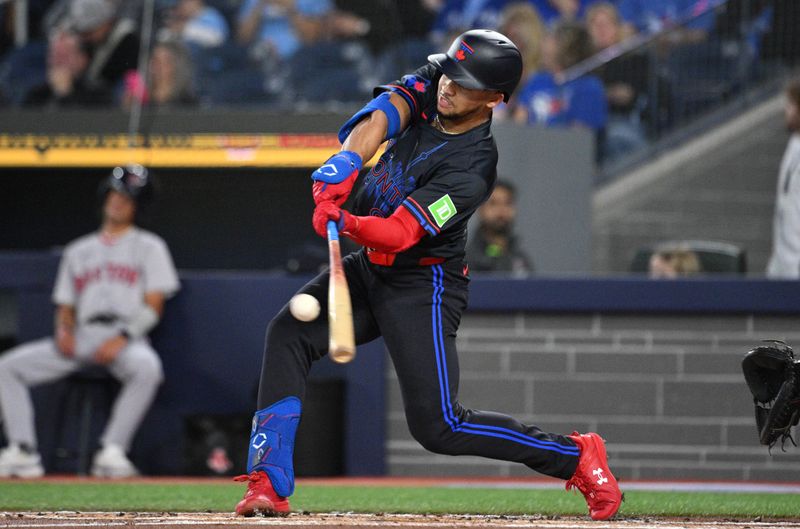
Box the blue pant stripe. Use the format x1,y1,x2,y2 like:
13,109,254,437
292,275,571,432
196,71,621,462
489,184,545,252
434,265,457,425
430,264,580,456
457,427,581,456
461,422,580,454
432,265,456,431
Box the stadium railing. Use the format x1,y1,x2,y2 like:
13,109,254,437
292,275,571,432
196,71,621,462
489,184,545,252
564,0,796,181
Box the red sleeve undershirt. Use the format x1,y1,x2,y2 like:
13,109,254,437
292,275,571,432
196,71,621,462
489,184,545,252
343,206,427,253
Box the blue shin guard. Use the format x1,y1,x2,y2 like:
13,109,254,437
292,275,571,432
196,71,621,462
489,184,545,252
246,396,301,497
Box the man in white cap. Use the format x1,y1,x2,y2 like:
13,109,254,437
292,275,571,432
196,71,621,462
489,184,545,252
66,0,139,89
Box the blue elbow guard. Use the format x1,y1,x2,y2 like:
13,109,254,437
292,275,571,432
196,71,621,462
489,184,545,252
246,396,301,497
338,91,401,144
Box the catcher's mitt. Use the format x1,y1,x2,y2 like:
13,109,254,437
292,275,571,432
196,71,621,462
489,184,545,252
741,340,800,450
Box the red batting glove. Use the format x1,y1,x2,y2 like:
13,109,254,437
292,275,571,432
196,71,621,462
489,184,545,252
313,201,343,237
312,171,358,206
311,151,362,206
312,202,359,238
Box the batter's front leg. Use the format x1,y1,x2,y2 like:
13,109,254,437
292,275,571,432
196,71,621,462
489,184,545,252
238,253,379,516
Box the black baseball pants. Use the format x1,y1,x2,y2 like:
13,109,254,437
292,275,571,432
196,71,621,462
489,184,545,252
257,249,579,479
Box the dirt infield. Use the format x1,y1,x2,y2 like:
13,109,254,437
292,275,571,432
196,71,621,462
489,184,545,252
3,477,800,528
12,475,800,493
2,512,800,529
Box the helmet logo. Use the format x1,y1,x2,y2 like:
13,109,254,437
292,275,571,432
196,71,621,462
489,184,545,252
454,41,474,62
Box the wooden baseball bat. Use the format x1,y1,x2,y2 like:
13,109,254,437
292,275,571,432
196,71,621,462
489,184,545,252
327,220,356,363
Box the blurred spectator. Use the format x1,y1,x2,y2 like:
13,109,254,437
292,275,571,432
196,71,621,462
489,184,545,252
161,0,230,49
766,78,800,279
330,1,399,56
493,2,545,119
430,0,515,45
373,0,439,82
586,2,647,161
759,0,800,68
617,0,714,41
122,39,197,110
466,180,533,275
0,3,12,57
1,0,58,54
529,0,602,26
712,0,772,83
235,0,331,64
23,31,112,107
498,2,545,90
648,246,701,278
235,0,333,102
394,0,440,41
63,0,140,90
513,21,607,153
43,0,140,35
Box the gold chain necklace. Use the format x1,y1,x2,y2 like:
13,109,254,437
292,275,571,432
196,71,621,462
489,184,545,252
434,114,455,135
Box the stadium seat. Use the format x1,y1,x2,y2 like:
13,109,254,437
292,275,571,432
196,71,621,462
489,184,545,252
630,240,747,274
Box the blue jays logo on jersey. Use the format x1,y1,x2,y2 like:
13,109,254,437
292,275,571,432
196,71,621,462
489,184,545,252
402,74,430,93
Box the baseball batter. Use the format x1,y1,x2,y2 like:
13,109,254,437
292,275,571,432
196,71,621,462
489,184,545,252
235,30,622,520
0,165,179,478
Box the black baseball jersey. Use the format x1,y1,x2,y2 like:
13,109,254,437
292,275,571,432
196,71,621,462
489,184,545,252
350,64,498,264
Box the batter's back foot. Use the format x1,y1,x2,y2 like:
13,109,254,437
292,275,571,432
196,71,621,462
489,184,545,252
234,470,291,516
565,431,623,520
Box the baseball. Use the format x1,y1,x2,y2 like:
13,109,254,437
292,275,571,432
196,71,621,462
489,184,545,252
289,294,321,322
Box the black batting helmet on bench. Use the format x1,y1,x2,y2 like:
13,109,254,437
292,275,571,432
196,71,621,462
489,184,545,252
428,29,523,102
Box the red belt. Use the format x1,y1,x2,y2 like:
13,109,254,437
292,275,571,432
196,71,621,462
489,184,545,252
366,248,445,267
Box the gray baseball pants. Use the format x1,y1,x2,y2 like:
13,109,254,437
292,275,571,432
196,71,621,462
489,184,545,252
0,337,163,452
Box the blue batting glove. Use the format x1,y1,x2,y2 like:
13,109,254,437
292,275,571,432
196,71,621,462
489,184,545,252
311,151,362,184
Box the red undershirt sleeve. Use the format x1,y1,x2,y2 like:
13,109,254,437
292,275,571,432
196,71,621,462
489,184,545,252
342,207,427,253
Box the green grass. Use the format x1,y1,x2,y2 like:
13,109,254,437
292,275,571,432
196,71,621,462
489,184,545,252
0,482,798,519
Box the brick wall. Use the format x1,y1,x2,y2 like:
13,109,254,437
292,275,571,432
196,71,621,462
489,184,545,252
386,311,800,481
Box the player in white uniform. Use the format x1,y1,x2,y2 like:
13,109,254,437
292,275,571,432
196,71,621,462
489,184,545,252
767,78,800,279
0,165,180,478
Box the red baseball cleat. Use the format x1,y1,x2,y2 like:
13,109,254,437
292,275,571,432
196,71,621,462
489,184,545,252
565,432,622,520
234,471,291,517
